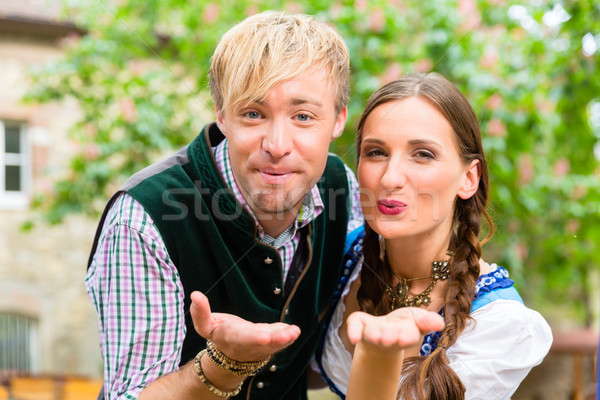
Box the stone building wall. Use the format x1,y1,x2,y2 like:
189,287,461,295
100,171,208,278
0,11,103,379
0,213,100,377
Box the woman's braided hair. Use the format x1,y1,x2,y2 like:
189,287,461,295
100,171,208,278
355,73,494,399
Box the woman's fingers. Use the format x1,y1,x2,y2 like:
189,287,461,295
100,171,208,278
346,311,369,344
410,308,445,333
346,308,445,348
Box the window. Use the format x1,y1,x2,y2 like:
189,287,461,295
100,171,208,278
0,313,39,374
0,121,30,209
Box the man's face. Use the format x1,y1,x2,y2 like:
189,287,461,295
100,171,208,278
217,65,347,222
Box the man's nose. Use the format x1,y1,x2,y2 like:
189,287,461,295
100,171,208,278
262,120,293,158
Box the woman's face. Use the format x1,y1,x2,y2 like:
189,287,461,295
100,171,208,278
358,97,479,241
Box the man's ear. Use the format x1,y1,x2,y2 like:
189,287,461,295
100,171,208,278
215,106,226,136
331,106,348,141
458,159,481,200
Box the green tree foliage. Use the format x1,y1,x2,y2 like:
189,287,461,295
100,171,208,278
27,0,600,324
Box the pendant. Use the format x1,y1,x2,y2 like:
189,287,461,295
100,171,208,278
387,281,433,310
432,260,449,280
386,259,450,311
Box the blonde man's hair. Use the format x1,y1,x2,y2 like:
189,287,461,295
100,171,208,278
209,11,350,115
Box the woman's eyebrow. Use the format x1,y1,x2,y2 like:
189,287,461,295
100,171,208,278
407,139,442,147
361,138,386,145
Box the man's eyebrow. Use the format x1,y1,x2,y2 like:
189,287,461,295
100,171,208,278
289,97,323,107
251,97,323,107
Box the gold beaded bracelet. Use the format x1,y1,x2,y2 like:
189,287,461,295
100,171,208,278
194,349,243,397
206,340,271,377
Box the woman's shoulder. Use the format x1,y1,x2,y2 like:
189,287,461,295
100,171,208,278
458,292,553,362
448,295,552,399
469,262,552,344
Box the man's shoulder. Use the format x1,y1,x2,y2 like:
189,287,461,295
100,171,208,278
103,192,159,240
325,152,345,165
323,153,349,179
121,146,191,192
322,153,358,193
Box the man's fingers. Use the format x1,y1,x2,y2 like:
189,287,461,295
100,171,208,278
221,322,301,347
190,291,214,337
189,292,301,360
270,324,301,345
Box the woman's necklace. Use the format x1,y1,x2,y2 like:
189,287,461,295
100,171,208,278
386,260,450,310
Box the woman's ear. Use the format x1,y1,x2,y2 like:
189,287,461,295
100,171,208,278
458,159,481,200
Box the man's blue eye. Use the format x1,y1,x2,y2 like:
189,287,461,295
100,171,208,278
297,114,309,122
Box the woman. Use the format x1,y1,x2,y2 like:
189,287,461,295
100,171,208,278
316,73,552,399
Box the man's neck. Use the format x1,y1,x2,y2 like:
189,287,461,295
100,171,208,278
255,207,300,238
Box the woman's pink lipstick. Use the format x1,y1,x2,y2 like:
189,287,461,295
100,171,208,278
377,199,407,215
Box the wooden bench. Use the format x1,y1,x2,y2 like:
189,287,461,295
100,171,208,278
61,378,103,400
551,328,599,400
0,385,9,400
9,377,57,400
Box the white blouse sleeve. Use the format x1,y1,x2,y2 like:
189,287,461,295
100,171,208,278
446,299,553,400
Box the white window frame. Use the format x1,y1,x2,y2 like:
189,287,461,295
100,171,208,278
0,120,30,210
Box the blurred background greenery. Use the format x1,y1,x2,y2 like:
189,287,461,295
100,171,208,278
25,0,600,328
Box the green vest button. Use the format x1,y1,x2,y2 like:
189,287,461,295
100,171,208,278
264,257,273,265
273,287,281,295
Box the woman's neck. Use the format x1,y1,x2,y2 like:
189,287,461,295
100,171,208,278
384,232,452,280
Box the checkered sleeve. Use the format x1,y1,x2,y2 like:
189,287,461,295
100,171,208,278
85,193,186,400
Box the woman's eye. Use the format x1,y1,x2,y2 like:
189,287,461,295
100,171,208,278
364,149,385,157
246,111,261,119
415,150,435,159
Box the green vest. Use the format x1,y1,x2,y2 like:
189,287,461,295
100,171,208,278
91,123,350,399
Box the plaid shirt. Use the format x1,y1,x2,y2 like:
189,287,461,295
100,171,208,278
86,138,363,399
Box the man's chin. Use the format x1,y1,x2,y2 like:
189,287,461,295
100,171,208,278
250,193,306,217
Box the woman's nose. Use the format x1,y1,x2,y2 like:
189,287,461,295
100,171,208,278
380,158,407,190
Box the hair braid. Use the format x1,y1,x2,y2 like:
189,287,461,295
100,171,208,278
397,198,485,400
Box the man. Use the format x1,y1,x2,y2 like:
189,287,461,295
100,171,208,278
86,11,362,400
